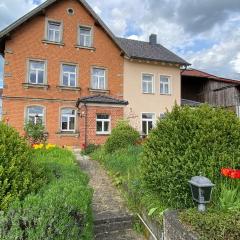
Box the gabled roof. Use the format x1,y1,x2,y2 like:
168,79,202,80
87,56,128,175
0,0,190,66
0,0,124,54
181,69,240,85
76,95,128,107
116,37,190,66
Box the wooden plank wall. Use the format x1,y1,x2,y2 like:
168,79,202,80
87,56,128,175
203,80,239,107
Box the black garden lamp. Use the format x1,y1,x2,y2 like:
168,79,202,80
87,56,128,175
188,176,215,212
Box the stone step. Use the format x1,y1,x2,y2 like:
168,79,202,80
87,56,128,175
95,229,143,240
94,215,133,226
94,216,133,235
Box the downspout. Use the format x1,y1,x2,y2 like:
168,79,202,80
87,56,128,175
84,103,88,148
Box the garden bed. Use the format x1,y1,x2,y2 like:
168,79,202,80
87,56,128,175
0,147,93,240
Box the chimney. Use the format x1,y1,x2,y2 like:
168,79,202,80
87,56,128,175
149,34,157,45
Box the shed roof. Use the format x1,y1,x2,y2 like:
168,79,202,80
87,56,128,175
76,95,128,107
181,69,240,85
116,37,190,66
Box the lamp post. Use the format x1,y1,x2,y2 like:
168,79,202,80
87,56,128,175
189,176,215,212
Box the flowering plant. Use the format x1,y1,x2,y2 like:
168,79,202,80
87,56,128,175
221,168,240,179
33,143,56,150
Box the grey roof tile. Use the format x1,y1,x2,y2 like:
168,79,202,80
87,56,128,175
76,95,128,106
116,37,190,65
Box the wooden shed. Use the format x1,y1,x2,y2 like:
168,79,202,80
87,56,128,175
181,69,240,113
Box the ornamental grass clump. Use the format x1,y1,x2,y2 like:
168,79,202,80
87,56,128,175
141,104,240,208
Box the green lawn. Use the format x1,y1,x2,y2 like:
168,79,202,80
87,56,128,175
0,148,93,240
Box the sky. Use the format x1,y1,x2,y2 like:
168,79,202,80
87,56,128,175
0,0,240,88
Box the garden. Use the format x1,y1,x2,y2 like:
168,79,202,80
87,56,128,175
89,105,240,240
0,122,93,239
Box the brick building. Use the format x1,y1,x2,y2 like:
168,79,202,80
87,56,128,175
0,0,128,147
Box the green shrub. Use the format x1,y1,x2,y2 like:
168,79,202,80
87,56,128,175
141,105,240,208
0,122,46,210
24,122,47,144
180,209,240,240
81,144,100,156
105,120,140,153
0,148,93,240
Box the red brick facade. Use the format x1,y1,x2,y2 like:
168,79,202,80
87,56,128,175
1,0,125,147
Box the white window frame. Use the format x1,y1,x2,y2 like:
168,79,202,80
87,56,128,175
91,67,107,90
26,106,45,125
60,108,76,132
78,25,93,47
28,60,47,85
96,114,111,135
46,19,63,43
142,73,154,94
141,112,156,135
160,75,171,95
61,64,77,87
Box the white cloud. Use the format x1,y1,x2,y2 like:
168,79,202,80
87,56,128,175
0,0,42,30
231,53,240,74
0,0,240,79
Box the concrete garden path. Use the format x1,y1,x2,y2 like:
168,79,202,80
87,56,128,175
74,151,145,240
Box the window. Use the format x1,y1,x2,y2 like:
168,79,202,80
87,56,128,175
61,108,76,132
47,21,62,42
142,113,155,135
61,64,77,87
92,68,106,90
160,76,171,95
28,60,46,84
79,26,92,47
26,106,44,124
142,74,154,93
96,114,110,134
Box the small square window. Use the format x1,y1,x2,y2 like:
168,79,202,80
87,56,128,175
96,114,110,134
79,26,92,47
26,106,44,125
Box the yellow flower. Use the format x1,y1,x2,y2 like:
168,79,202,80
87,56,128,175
46,143,56,150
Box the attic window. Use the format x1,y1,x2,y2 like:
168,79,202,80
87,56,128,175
67,8,74,16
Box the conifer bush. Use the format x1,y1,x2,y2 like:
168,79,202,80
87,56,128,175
0,122,45,210
141,105,240,208
105,120,140,153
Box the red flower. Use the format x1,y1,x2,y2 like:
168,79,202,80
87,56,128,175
221,168,233,177
229,170,240,179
